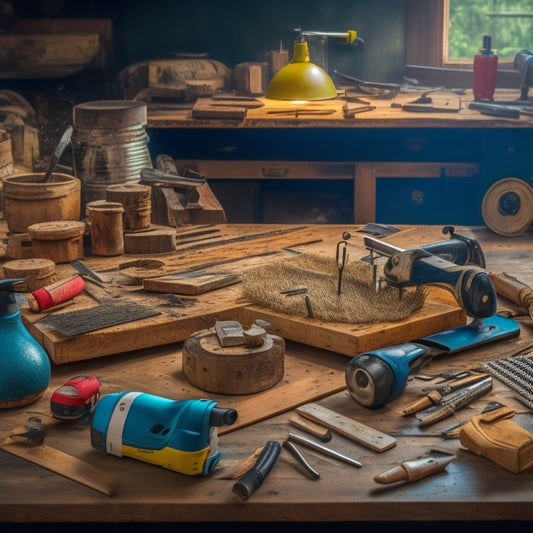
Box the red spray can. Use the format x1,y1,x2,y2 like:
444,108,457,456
473,35,498,100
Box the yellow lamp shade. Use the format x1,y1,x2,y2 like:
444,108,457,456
266,41,337,101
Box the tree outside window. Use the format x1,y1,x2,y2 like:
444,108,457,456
448,0,533,63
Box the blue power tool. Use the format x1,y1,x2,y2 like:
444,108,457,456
346,227,520,408
345,315,520,408
90,392,237,475
362,226,496,319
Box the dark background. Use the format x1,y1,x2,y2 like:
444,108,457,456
9,0,405,83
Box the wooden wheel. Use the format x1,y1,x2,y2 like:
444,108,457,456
482,177,533,237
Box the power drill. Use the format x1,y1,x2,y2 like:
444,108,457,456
345,315,520,409
90,392,238,475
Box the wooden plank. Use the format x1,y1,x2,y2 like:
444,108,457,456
1,439,119,496
40,339,347,436
234,299,465,358
0,34,100,79
355,162,377,223
191,103,247,120
296,402,397,453
143,272,241,295
220,370,346,435
178,159,355,180
12,18,114,70
25,288,244,364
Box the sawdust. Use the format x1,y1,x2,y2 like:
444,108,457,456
241,253,426,324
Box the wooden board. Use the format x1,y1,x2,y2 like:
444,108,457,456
0,33,100,79
295,402,397,452
16,339,347,436
1,439,119,496
19,224,467,364
192,99,247,120
234,297,464,358
143,272,241,295
23,287,244,364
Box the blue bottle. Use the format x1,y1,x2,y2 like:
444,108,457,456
0,279,51,408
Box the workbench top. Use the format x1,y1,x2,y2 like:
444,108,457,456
1,223,533,525
147,89,533,130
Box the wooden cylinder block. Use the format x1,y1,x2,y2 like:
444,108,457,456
106,183,152,231
87,200,124,256
2,173,81,233
2,258,57,292
27,221,86,264
182,327,285,395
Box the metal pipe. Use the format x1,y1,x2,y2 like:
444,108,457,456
287,432,362,468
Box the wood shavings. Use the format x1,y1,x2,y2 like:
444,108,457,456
241,253,426,324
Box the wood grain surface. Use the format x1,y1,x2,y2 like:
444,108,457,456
17,224,466,364
2,222,533,523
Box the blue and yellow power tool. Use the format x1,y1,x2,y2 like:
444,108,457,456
90,392,237,475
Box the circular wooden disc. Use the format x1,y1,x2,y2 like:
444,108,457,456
73,100,147,128
27,220,86,240
2,257,58,292
482,178,533,237
182,328,285,394
118,259,167,283
3,257,56,279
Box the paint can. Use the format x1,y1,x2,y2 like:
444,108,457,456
71,100,152,214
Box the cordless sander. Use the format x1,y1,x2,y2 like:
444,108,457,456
345,226,520,409
91,392,238,475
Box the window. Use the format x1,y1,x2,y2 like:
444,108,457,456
406,0,529,87
447,0,533,63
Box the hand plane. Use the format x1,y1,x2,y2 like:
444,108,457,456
363,226,496,320
140,167,206,209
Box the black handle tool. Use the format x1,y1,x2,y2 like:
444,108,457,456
232,441,281,500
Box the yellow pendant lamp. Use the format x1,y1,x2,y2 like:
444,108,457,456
266,40,338,101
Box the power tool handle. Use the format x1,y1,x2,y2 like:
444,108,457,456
407,258,497,318
489,271,533,308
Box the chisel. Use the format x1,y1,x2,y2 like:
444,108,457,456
489,271,533,320
374,454,455,484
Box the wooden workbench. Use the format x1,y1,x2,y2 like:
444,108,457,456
146,89,533,129
1,222,533,525
145,89,533,226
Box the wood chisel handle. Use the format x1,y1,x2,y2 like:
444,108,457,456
488,271,533,308
289,415,332,442
402,390,442,416
374,454,455,484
